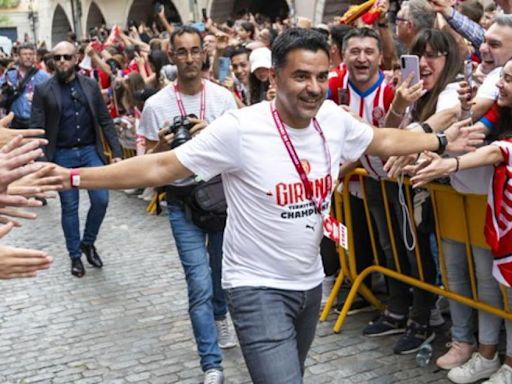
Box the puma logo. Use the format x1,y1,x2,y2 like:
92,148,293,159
306,224,315,231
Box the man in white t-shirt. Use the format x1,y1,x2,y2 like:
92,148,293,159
49,28,477,384
138,26,237,384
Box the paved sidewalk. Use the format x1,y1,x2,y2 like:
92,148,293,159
0,191,453,383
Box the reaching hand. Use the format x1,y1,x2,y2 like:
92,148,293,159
0,113,46,147
0,136,48,195
0,222,53,279
8,164,63,198
428,0,453,16
383,154,419,178
408,151,457,187
445,118,485,152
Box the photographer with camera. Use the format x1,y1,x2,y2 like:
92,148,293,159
138,26,237,384
0,43,49,128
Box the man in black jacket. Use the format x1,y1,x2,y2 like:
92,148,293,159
31,41,121,278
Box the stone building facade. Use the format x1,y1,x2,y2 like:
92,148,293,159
0,0,358,47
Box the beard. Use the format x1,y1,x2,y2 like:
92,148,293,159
56,66,75,82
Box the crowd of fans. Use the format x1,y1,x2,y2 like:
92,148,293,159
1,0,512,383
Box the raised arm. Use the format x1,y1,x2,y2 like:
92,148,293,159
409,144,503,186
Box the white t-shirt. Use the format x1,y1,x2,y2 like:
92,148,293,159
175,100,374,290
436,82,460,111
476,67,501,101
138,80,237,140
444,80,494,194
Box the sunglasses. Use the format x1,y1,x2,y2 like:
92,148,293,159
53,54,73,61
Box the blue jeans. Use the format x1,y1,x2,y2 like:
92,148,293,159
53,145,109,259
167,205,226,372
226,285,321,384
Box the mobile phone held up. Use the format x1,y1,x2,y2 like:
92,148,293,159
218,57,231,83
400,55,420,86
464,60,473,85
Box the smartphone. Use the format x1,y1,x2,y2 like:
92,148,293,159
201,8,208,22
464,60,473,85
400,55,420,85
154,2,163,14
218,57,231,83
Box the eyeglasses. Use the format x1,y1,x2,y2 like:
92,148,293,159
53,54,73,61
421,51,447,60
174,48,202,59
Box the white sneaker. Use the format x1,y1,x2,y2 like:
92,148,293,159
429,307,445,327
204,368,224,384
215,317,237,349
447,352,501,384
482,364,512,384
137,187,154,201
321,275,335,305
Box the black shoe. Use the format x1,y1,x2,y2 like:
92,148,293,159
71,258,85,277
80,242,103,268
362,310,407,337
335,298,375,315
393,320,435,355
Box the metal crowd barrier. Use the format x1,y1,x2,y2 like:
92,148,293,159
320,168,512,333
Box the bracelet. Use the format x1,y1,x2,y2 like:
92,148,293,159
377,22,389,28
454,156,460,173
70,169,80,188
389,107,405,118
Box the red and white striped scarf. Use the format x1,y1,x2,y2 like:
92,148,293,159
484,139,512,287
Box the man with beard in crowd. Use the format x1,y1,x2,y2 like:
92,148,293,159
30,41,121,278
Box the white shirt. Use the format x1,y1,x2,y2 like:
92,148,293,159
175,100,374,290
138,80,237,140
476,67,501,101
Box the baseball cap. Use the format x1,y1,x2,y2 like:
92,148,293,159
249,47,271,73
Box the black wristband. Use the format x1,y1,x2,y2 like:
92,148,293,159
377,22,389,28
435,133,448,155
420,122,433,133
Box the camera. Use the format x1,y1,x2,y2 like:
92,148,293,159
0,82,17,109
168,114,197,149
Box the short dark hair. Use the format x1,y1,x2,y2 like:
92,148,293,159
18,43,36,52
342,27,382,53
271,28,330,70
170,26,203,49
240,22,255,39
228,45,251,60
458,0,484,23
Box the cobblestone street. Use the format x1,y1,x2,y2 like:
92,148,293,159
0,191,453,383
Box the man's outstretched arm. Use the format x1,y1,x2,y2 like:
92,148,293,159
55,150,193,190
366,119,483,158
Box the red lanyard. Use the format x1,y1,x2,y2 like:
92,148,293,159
270,103,332,214
173,81,206,120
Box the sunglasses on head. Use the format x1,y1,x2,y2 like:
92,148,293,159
53,54,73,61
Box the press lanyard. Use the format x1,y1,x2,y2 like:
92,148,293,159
270,102,332,214
173,81,206,120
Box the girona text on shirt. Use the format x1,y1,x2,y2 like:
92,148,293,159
275,174,332,208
